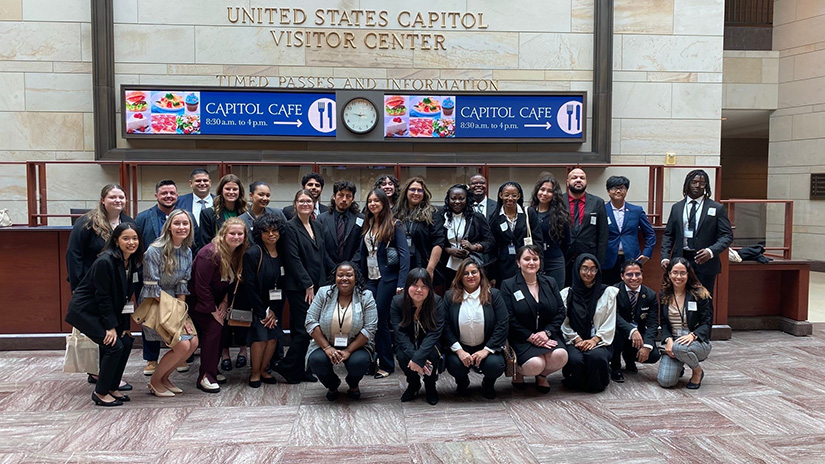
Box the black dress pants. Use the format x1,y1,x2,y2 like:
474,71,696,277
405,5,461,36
446,344,505,384
563,344,612,393
610,327,661,370
279,290,312,381
397,347,441,386
89,333,133,396
307,347,371,390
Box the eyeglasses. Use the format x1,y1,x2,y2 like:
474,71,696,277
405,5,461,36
690,180,707,187
297,200,314,205
501,194,520,200
609,186,627,192
669,271,688,277
623,272,642,278
408,188,424,194
580,267,598,275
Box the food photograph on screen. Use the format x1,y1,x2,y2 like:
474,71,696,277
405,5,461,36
384,95,455,138
146,90,201,135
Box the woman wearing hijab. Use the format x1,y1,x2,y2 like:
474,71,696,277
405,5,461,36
560,254,617,393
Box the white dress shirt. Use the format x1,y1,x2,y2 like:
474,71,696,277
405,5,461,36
451,288,493,353
473,196,489,217
192,194,213,227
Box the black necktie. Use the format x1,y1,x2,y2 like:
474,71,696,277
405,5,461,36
336,213,347,259
573,199,582,228
688,200,698,231
629,290,638,309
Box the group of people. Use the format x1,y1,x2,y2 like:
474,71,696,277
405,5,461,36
65,166,732,406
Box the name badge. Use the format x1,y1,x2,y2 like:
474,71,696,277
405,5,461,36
514,290,525,301
132,273,139,283
676,328,689,337
280,266,286,276
508,244,516,255
406,236,413,248
122,302,135,314
607,216,612,225
687,301,698,312
499,222,508,232
590,326,596,337
523,237,533,246
269,289,282,301
333,335,348,348
355,217,364,227
590,215,597,225
708,207,716,217
367,256,379,268
684,230,694,238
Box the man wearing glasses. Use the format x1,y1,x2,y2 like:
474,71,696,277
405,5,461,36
602,176,656,285
661,169,733,294
609,260,661,382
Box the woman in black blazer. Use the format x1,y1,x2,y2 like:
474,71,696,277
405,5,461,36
276,189,335,384
358,188,410,378
657,258,713,389
442,258,508,399
489,181,543,286
528,175,571,288
66,184,136,291
391,268,444,405
438,184,495,288
500,245,568,394
394,177,445,286
65,223,144,406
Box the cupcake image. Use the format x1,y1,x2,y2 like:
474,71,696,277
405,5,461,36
442,97,455,116
185,93,200,112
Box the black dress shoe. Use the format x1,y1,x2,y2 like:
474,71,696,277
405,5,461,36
346,388,361,400
424,382,439,405
535,375,552,394
686,371,705,390
248,378,262,388
111,394,130,402
118,382,133,391
326,389,340,401
235,355,247,369
87,374,97,384
481,379,497,399
303,372,318,383
611,370,626,383
625,362,638,373
260,376,278,385
91,392,122,407
221,358,233,372
401,383,420,402
455,378,470,397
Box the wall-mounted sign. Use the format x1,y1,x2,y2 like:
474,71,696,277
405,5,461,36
121,86,585,143
383,94,585,140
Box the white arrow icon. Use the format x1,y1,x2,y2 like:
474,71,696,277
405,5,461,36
524,122,552,129
273,120,302,128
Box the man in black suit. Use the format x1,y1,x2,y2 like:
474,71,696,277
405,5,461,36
562,168,608,286
610,260,661,382
469,174,497,221
661,169,733,295
316,180,364,264
283,172,329,220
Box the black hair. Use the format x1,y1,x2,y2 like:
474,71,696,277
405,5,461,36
249,181,269,193
493,181,525,216
155,179,176,192
325,261,368,298
398,268,438,332
329,180,360,213
301,172,324,188
103,222,144,267
606,176,630,191
683,169,712,199
528,175,570,243
251,213,286,248
443,183,475,221
189,168,209,179
374,175,400,204
619,259,643,276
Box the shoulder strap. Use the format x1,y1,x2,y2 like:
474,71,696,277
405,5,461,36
525,208,533,241
257,245,264,273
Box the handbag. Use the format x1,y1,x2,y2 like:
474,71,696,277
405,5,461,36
386,246,399,267
227,277,252,327
0,209,12,227
63,328,99,374
502,342,518,378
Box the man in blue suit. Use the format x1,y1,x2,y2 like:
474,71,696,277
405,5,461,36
134,179,179,375
602,176,656,285
175,168,213,233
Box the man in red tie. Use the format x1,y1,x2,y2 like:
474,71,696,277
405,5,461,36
562,168,608,287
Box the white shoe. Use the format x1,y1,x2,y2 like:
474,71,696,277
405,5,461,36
176,362,189,373
197,377,220,393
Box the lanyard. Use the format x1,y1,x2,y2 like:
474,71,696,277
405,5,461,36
673,295,687,328
336,300,351,334
449,214,465,246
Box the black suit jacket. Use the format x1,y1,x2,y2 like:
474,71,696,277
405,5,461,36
66,213,136,291
316,209,364,264
658,290,713,343
563,192,609,266
500,273,566,346
282,216,335,291
391,294,444,366
283,203,329,221
613,282,659,347
402,212,446,270
65,252,133,339
471,197,498,222
357,221,411,288
134,205,168,248
489,208,543,279
661,198,733,275
441,289,509,352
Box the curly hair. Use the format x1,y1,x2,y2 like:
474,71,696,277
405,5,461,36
660,257,711,306
374,174,400,205
443,184,475,221
251,213,286,248
529,175,569,243
324,261,368,298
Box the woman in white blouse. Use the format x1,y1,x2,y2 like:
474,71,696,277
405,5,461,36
306,262,378,401
560,253,618,393
441,258,509,399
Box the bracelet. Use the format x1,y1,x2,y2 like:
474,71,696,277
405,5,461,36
322,345,333,351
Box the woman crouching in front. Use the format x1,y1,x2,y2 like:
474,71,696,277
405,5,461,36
306,262,378,401
66,223,143,406
442,258,509,399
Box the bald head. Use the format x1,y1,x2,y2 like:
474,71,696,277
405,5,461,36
567,168,587,195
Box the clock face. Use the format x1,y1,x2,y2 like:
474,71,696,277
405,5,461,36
342,98,378,134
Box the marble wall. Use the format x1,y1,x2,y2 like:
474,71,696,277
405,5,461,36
769,0,825,261
0,0,725,225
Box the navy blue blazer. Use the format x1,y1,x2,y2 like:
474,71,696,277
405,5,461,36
134,205,166,247
358,221,410,289
176,193,212,236
604,201,656,269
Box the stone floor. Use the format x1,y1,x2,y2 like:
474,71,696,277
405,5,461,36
1,329,824,463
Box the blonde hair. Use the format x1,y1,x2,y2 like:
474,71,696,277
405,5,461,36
210,217,249,282
83,184,126,242
150,209,194,276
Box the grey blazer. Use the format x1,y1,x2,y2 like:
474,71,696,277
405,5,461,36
304,285,378,365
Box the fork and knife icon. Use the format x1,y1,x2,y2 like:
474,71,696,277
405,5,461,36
317,101,333,129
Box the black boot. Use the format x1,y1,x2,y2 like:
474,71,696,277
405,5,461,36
424,377,439,405
481,377,497,399
401,379,420,402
